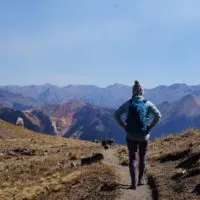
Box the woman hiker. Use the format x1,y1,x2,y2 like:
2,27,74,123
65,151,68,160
114,80,161,189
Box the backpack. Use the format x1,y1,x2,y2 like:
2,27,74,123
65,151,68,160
125,99,148,134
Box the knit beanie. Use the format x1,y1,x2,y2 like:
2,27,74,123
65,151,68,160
132,80,144,96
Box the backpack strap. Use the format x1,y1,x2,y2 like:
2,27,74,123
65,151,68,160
128,98,132,104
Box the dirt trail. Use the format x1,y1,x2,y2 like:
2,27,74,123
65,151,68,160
103,147,152,200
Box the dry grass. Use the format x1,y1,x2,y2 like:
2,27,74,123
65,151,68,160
117,146,129,166
68,150,84,160
0,120,118,200
147,128,200,200
3,119,200,200
37,164,118,200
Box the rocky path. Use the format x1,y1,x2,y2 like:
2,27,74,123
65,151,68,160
103,147,152,200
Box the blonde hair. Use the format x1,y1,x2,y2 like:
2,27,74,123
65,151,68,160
132,80,144,96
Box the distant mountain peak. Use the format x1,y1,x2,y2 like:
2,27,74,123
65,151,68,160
153,85,167,89
43,83,54,87
106,83,128,88
168,83,188,89
181,93,196,100
63,99,86,107
180,94,200,106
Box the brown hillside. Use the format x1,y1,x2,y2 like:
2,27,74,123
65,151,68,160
0,120,118,200
147,129,200,200
37,100,86,136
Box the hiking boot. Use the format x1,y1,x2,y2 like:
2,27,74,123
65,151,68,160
129,184,136,190
138,177,146,186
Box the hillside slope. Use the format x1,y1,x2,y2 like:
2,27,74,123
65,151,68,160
147,129,200,200
152,95,200,138
0,120,118,200
0,101,126,144
3,92,200,143
1,121,199,199
0,107,55,135
33,100,126,143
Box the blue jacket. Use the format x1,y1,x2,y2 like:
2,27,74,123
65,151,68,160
114,95,161,141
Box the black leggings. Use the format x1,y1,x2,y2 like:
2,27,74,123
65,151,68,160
126,139,148,185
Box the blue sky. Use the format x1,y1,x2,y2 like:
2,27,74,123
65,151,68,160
1,0,200,88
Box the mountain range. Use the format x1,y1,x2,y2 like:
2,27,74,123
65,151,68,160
0,89,41,110
0,100,125,144
1,83,200,143
2,83,200,108
0,107,55,135
152,94,200,138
